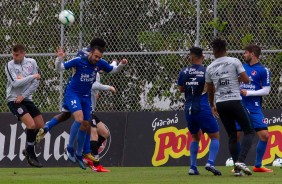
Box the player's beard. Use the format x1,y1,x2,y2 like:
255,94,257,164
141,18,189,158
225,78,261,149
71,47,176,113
244,57,251,64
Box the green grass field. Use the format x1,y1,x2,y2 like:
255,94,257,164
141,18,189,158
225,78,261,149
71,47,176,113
0,166,281,184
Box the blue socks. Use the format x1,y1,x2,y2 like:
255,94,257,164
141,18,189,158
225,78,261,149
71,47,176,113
83,133,91,154
76,129,87,156
190,141,199,168
207,138,220,165
45,118,59,132
68,121,81,149
255,140,267,168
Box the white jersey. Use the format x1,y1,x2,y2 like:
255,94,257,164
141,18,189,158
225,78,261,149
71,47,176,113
205,56,245,103
91,73,111,111
5,57,40,102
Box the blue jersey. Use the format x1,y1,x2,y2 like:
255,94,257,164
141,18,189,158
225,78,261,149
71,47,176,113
240,62,271,111
63,56,113,96
178,64,208,114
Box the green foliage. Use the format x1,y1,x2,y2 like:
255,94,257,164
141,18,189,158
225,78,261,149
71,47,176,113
241,33,254,47
0,0,281,112
208,18,228,32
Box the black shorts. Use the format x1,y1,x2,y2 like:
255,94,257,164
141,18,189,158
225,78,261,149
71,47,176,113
216,100,254,135
7,101,41,121
90,113,101,128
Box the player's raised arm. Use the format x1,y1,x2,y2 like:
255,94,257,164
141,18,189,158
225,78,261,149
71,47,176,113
55,47,66,71
109,59,128,74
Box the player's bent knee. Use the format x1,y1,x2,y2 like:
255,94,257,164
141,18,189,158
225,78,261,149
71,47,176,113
33,115,45,129
208,132,220,139
103,131,110,139
20,113,36,129
79,120,89,130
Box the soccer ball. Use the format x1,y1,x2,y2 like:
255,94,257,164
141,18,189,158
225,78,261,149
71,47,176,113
272,158,282,167
225,157,234,167
58,10,75,26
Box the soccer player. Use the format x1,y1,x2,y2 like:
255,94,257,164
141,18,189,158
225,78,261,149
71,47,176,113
36,72,115,171
237,44,272,172
205,38,255,176
55,38,127,169
5,44,44,167
178,47,221,176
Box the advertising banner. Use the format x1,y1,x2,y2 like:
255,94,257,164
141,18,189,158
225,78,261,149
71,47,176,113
0,112,127,167
0,110,281,167
123,110,282,166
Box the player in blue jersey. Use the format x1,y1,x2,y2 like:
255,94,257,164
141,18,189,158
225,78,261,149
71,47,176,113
36,39,123,171
237,44,272,172
54,38,127,169
178,47,221,176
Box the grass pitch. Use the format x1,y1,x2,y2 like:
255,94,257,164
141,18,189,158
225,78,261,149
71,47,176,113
0,166,281,184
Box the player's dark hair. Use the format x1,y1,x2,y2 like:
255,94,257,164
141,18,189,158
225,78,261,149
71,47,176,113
211,38,227,53
90,46,105,53
244,44,261,58
90,38,106,48
189,47,203,58
12,44,26,52
90,38,106,53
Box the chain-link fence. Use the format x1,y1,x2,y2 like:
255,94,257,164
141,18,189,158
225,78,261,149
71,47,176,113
0,0,281,112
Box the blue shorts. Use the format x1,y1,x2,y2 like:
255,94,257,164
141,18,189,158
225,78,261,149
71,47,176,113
185,106,219,135
236,109,267,131
63,92,91,121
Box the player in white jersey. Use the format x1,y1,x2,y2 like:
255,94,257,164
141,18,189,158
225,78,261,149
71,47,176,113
5,44,44,167
82,72,115,172
205,38,255,176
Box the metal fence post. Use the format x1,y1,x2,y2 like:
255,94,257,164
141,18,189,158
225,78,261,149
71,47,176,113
195,0,201,47
59,0,65,111
79,0,84,50
213,0,218,38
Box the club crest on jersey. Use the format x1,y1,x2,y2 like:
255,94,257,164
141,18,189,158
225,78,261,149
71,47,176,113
17,108,24,115
251,70,257,76
94,66,100,72
26,65,33,74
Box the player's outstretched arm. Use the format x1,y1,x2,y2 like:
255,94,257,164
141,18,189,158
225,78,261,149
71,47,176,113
92,81,113,92
109,59,128,74
55,47,66,72
241,86,271,97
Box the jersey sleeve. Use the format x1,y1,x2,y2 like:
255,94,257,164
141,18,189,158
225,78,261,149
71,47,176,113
234,58,245,74
22,60,40,98
63,57,80,70
261,67,271,86
100,59,114,73
177,70,184,86
205,67,212,83
5,62,34,88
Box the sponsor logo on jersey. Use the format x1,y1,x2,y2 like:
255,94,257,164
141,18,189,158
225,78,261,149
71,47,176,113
219,79,230,86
